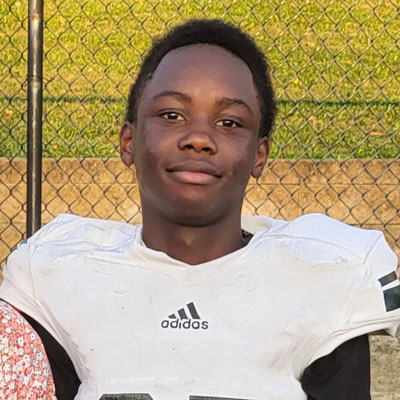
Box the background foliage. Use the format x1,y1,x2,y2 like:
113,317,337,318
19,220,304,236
1,0,400,159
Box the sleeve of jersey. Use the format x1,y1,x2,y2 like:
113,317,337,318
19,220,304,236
343,233,400,336
310,233,400,364
0,214,80,331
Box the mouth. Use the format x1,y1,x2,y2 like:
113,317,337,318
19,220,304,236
166,162,222,185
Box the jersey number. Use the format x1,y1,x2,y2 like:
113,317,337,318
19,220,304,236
100,395,246,400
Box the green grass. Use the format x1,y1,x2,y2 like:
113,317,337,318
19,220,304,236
1,0,400,158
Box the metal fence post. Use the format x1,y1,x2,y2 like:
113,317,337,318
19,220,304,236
27,0,43,237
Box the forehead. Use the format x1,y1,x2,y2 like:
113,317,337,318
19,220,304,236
142,44,258,106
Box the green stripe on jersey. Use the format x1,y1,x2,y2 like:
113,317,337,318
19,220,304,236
384,285,400,312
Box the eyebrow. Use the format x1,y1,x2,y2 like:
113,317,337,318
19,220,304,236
152,90,192,102
152,90,253,115
216,97,253,115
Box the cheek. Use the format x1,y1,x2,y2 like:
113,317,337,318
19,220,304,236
142,130,158,158
134,126,160,163
132,137,153,182
141,120,175,156
228,140,258,176
134,126,174,182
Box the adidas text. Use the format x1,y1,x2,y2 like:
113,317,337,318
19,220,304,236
162,302,208,330
161,319,209,330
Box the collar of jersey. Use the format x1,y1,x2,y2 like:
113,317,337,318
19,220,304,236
132,225,265,271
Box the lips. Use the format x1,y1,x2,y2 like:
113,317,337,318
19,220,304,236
166,162,222,185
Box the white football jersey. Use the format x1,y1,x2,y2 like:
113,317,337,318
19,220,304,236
1,213,399,400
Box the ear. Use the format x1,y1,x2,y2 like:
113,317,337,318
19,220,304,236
120,122,135,167
251,137,269,179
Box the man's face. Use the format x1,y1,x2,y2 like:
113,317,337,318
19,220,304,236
120,44,268,226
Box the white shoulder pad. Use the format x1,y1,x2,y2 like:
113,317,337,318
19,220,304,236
31,213,139,249
0,214,83,309
270,213,382,261
0,214,141,341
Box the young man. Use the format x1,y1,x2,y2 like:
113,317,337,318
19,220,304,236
1,19,400,400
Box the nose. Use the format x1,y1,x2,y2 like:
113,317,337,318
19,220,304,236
177,121,217,155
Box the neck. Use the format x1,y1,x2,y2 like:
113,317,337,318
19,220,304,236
141,211,246,265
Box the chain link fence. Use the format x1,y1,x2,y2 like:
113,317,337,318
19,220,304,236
1,0,400,397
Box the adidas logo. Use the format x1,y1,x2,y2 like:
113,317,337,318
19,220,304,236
161,302,209,330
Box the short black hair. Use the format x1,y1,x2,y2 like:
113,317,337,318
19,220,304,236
126,19,276,139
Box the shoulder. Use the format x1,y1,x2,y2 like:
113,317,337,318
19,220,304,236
28,213,140,249
7,213,141,278
6,213,140,274
243,213,389,264
243,215,400,360
1,214,141,311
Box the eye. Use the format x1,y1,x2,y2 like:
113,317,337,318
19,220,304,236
216,119,242,128
159,111,184,121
